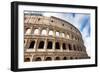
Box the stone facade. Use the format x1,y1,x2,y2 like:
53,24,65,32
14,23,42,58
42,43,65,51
24,14,90,62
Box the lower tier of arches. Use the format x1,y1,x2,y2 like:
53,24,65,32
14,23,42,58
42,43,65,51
24,52,90,62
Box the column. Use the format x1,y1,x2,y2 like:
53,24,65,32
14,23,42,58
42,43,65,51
30,26,33,34
26,39,31,49
53,39,55,51
34,39,38,52
60,40,63,52
53,30,56,37
31,55,34,62
47,27,49,36
44,39,47,51
66,42,69,52
30,56,33,62
71,44,74,51
38,27,41,35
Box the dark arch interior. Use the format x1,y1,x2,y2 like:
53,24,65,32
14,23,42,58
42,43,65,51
24,58,30,62
63,57,67,60
63,43,66,50
45,57,52,61
68,44,72,50
75,57,78,59
73,45,76,51
70,57,73,59
25,28,30,34
29,41,35,48
47,41,52,49
55,57,60,60
55,42,60,49
35,57,42,61
38,41,44,49
24,40,25,44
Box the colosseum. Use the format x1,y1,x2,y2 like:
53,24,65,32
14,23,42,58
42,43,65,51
24,13,90,62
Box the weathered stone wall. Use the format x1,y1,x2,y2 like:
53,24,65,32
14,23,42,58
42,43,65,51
24,15,90,62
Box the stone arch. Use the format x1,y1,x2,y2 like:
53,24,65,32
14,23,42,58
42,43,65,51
68,44,72,50
48,30,53,36
71,35,74,40
25,28,31,35
63,57,67,60
35,57,42,61
70,57,73,59
41,29,47,35
66,33,70,39
56,31,60,37
47,41,52,49
38,41,44,49
29,41,35,48
24,40,26,44
62,32,65,37
55,42,60,49
75,57,78,59
24,57,30,62
33,28,39,35
73,44,76,51
62,43,66,50
45,57,52,61
55,57,60,60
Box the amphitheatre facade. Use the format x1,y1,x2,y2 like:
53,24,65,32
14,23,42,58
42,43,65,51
24,13,90,62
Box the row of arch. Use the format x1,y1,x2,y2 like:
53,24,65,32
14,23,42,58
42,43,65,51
27,40,85,51
25,28,67,37
24,56,84,62
24,15,80,36
25,27,81,41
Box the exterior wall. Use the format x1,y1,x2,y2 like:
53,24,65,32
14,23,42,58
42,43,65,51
24,14,90,62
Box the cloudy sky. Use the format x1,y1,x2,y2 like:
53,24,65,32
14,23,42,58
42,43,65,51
43,12,91,56
25,11,91,56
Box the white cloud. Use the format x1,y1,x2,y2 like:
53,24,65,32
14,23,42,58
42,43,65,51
42,12,91,56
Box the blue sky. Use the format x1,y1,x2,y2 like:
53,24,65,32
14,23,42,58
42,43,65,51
43,12,90,37
43,12,91,56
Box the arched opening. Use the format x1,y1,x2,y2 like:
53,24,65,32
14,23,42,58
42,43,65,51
24,40,25,44
48,30,53,36
62,33,65,37
75,37,77,40
63,43,66,50
70,57,73,59
55,42,60,49
78,46,82,51
38,41,44,49
77,46,80,51
56,31,60,37
25,28,31,35
51,20,54,22
80,48,82,51
71,35,75,40
47,41,52,49
73,45,76,51
24,58,30,62
68,44,72,50
35,57,42,61
41,29,47,35
66,34,70,39
45,57,52,61
63,57,67,60
76,46,78,51
55,57,60,60
75,57,78,59
34,28,39,35
38,18,41,21
29,41,35,49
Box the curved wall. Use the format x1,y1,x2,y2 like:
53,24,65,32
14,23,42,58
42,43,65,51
24,15,90,62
